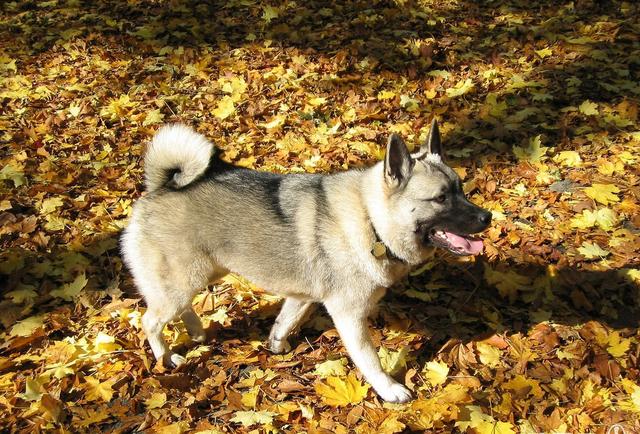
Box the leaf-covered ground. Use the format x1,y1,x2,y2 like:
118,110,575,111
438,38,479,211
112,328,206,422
1,0,640,432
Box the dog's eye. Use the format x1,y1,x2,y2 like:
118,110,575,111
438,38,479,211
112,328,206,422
434,194,446,203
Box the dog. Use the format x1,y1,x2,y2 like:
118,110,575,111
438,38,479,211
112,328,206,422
121,119,491,403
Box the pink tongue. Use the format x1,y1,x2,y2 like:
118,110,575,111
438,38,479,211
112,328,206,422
444,231,484,255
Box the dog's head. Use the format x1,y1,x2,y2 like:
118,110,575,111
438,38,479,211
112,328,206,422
382,120,491,259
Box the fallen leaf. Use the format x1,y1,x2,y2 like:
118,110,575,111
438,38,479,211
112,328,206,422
379,346,409,376
212,96,235,120
314,358,348,378
21,378,45,401
476,342,502,368
83,375,115,402
424,360,449,386
10,315,45,337
583,183,620,205
513,135,547,163
579,100,599,116
50,273,88,301
230,410,277,427
145,392,167,409
446,78,475,97
577,242,610,259
553,151,582,167
314,373,369,407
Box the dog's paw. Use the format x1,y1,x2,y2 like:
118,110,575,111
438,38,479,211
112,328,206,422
166,353,187,368
269,337,291,354
376,382,412,403
190,331,207,344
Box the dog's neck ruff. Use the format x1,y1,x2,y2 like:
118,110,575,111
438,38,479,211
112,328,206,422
370,222,407,264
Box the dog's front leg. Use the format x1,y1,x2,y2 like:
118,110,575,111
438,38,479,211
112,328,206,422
324,298,412,403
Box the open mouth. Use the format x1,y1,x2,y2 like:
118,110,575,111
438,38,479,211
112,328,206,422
428,229,484,256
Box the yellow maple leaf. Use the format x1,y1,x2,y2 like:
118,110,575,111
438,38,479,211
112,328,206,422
379,346,409,375
570,210,597,229
261,6,279,23
10,315,44,337
68,103,82,117
212,96,235,120
39,196,64,214
577,242,610,259
618,150,636,165
619,379,640,413
342,107,357,122
5,287,37,304
456,406,516,434
208,307,229,325
513,135,547,163
314,373,369,407
579,100,599,116
44,214,68,231
307,96,327,106
583,183,620,205
0,160,26,187
596,158,624,176
83,375,115,402
241,388,259,408
379,415,406,434
555,349,577,361
445,78,475,97
230,410,277,427
262,114,286,131
424,360,449,386
407,397,452,430
21,378,45,401
156,422,189,434
571,208,618,231
145,392,167,409
219,76,247,102
607,331,631,358
553,150,582,167
142,109,164,126
50,272,88,301
400,94,420,112
476,342,502,368
100,94,135,121
377,90,396,100
504,374,544,399
313,358,348,378
619,268,640,284
535,47,553,58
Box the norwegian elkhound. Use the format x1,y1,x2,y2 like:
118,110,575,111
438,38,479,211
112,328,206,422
121,119,491,403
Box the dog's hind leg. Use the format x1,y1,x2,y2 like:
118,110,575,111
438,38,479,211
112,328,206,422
268,297,315,354
142,303,187,368
181,307,206,343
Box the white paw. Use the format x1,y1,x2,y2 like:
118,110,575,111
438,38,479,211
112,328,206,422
168,353,187,368
269,338,291,354
376,382,412,403
191,332,207,343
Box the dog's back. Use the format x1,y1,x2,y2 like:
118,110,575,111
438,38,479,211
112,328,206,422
122,126,381,306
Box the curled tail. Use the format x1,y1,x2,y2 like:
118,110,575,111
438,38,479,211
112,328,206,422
144,124,215,192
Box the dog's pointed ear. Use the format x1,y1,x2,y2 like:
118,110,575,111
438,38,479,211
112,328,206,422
415,118,443,159
384,133,414,188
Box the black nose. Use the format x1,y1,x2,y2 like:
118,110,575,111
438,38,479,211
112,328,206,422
478,211,492,226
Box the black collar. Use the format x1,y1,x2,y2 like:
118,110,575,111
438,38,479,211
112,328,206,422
370,223,408,264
